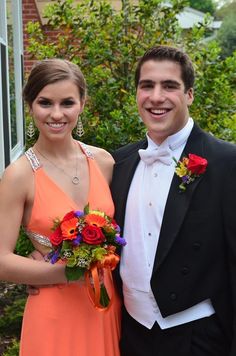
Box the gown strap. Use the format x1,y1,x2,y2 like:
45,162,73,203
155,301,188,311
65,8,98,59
25,148,41,171
24,229,52,248
79,142,94,159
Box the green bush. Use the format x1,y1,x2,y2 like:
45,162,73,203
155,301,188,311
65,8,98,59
25,0,236,148
2,339,20,356
0,284,26,338
15,227,34,257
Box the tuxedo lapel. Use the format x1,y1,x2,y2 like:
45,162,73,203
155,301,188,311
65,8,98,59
153,125,206,272
111,139,147,232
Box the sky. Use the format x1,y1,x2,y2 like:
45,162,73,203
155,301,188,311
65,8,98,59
214,0,234,9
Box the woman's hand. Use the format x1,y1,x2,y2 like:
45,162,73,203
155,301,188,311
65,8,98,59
27,250,52,295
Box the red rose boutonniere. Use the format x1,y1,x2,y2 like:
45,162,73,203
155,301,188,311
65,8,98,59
173,153,208,191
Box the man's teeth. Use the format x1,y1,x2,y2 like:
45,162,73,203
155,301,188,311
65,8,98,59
150,109,167,114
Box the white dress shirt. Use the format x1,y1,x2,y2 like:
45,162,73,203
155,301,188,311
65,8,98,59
120,118,215,329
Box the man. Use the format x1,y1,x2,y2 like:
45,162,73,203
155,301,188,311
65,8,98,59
111,45,236,356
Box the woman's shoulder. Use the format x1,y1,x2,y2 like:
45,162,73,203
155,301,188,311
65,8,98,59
84,144,114,165
84,144,114,183
1,154,32,187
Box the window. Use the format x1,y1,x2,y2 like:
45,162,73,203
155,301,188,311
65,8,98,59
0,0,24,176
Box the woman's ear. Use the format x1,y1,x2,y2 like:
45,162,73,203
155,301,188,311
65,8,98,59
80,99,85,114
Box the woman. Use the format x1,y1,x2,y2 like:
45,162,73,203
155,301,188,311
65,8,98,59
0,59,121,356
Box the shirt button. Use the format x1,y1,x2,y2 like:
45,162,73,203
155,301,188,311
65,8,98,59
154,173,158,177
181,267,189,275
149,202,152,206
148,232,152,236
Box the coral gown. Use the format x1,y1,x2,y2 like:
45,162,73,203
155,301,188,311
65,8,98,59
20,143,121,356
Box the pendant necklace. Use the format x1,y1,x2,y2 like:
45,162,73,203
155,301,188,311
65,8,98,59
34,145,80,185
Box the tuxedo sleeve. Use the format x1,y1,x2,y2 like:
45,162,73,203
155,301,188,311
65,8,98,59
223,158,236,356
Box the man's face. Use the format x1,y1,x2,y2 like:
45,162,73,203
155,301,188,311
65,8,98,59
136,59,194,145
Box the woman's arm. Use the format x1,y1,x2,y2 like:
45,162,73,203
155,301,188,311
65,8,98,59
0,159,67,285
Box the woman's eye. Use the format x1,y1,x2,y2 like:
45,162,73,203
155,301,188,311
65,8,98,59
38,100,51,107
62,100,75,107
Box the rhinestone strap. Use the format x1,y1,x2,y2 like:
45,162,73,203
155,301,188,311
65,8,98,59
25,148,41,171
79,142,94,159
24,229,52,248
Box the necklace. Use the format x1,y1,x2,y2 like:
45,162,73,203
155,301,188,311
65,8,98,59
34,145,80,185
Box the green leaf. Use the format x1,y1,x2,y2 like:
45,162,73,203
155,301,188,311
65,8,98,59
84,204,90,215
65,266,85,281
100,283,110,308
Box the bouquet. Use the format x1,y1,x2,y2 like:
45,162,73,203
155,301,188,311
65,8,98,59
47,205,126,309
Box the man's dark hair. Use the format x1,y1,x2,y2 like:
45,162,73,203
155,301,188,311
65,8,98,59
135,45,195,92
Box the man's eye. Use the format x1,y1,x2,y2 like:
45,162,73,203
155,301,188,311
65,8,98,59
140,84,153,89
164,84,179,90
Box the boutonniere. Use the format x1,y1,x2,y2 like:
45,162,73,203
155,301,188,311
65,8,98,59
173,153,208,192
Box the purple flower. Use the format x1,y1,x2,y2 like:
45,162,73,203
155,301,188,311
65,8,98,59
115,236,127,246
72,234,83,246
75,210,84,217
49,250,60,264
182,175,189,183
115,225,121,233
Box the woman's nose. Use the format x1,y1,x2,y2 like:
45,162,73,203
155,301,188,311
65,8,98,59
50,105,63,120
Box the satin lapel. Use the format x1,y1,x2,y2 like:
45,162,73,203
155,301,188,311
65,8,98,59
111,140,147,232
153,125,206,272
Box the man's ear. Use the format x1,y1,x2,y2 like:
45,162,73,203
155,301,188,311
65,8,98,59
187,87,194,106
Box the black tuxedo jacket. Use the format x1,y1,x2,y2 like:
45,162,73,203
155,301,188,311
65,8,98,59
111,124,236,354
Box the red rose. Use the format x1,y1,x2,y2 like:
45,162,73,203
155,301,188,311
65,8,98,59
62,211,75,222
187,154,208,175
81,225,105,245
49,226,63,246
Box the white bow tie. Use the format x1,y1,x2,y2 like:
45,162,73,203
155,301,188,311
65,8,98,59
138,146,173,165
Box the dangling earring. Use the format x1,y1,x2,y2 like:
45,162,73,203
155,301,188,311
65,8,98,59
27,119,35,139
76,116,84,137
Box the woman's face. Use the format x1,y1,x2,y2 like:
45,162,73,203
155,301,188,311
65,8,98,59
31,79,84,141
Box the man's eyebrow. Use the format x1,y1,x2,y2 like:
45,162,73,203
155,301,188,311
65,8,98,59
138,79,155,86
138,79,182,87
162,80,181,87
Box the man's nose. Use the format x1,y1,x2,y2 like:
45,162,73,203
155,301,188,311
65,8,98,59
150,86,165,102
